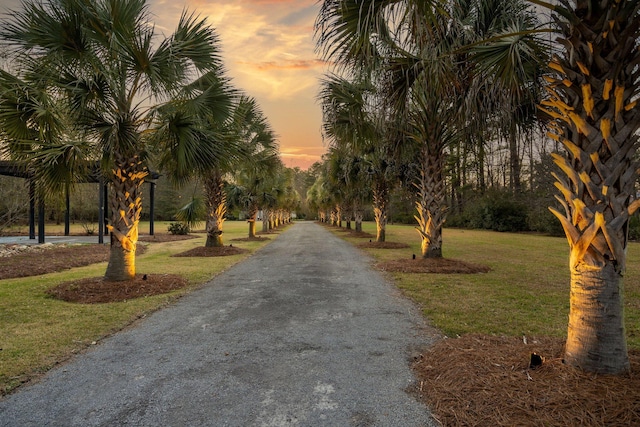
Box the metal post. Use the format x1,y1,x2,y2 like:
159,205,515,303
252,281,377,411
149,181,155,236
98,180,105,244
29,179,35,240
64,185,70,236
38,193,45,244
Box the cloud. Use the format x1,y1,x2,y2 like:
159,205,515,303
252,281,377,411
242,59,327,71
153,0,326,167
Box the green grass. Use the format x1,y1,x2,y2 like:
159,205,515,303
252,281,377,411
333,222,640,349
0,220,276,394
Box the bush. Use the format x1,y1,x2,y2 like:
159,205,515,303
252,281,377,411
464,190,528,232
629,215,640,241
448,189,529,232
167,222,190,235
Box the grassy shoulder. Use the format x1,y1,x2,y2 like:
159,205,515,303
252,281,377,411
0,220,279,395
328,222,640,349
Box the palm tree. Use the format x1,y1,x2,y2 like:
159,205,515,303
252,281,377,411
0,0,228,281
317,73,393,241
228,102,280,238
530,0,640,374
151,73,238,248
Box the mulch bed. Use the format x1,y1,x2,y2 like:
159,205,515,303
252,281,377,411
172,245,249,257
230,236,271,242
411,334,640,426
46,274,189,304
0,234,196,280
349,231,376,238
358,241,411,249
378,257,491,274
0,245,115,280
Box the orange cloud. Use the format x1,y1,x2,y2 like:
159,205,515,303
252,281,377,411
240,59,328,71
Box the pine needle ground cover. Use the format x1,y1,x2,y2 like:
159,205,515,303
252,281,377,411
331,222,640,426
0,221,276,395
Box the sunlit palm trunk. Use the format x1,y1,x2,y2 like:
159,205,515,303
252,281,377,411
373,178,388,242
541,0,640,374
247,203,258,238
104,153,147,281
415,151,446,258
204,172,226,247
269,210,276,230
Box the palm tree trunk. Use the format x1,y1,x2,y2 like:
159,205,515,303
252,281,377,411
565,263,628,373
204,171,226,248
104,153,147,281
262,209,269,232
415,150,446,258
372,178,388,242
247,204,258,238
354,200,364,233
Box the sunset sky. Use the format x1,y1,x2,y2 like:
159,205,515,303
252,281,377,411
1,0,328,170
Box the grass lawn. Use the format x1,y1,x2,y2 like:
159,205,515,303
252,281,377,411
0,220,277,395
331,222,640,349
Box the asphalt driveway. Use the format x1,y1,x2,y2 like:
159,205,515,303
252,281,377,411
0,221,436,426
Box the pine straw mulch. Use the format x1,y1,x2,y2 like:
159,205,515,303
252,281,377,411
172,245,249,257
358,241,411,249
46,273,189,304
378,257,491,274
411,334,640,426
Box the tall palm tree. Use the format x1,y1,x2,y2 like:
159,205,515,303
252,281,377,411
532,0,640,374
0,0,226,280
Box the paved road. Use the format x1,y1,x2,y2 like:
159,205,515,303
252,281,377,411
0,222,436,426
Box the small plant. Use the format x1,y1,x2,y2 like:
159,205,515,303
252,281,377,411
168,222,190,235
81,222,96,235
175,197,205,232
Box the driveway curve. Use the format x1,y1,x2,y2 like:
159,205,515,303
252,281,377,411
0,221,436,426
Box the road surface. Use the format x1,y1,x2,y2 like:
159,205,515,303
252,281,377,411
0,221,436,426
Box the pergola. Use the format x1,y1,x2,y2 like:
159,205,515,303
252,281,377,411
0,160,158,244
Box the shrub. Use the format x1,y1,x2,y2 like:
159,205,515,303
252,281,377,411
167,222,190,235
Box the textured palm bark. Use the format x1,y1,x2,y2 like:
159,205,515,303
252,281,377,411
353,200,364,233
204,172,226,248
262,209,270,233
269,210,276,230
104,152,147,281
247,203,259,238
372,179,388,243
415,150,446,258
541,0,640,373
565,263,627,373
